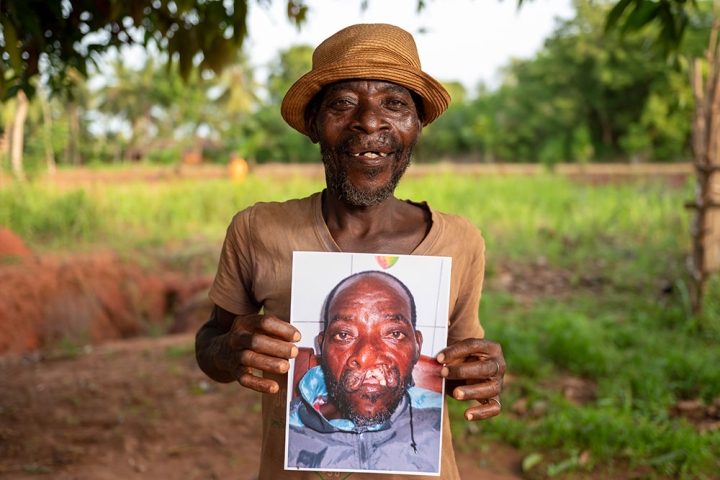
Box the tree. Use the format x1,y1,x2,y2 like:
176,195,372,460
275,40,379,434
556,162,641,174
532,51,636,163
95,54,230,161
501,1,694,163
267,45,314,104
1,0,307,175
96,57,173,159
238,44,317,163
9,88,27,177
599,0,718,314
0,0,309,100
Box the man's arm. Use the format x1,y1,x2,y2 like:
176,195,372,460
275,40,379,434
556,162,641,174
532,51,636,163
437,338,505,421
195,304,302,394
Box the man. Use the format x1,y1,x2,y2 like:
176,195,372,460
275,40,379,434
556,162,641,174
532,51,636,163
195,23,506,480
288,271,442,473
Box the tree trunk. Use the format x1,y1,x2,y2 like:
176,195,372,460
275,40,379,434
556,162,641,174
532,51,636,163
40,90,57,175
687,9,720,315
66,102,81,165
10,90,29,180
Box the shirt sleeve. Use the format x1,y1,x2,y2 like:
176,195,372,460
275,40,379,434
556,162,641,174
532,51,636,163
447,221,486,344
208,207,263,315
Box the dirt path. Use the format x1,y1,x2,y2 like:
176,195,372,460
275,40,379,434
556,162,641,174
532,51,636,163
0,162,693,188
0,334,525,480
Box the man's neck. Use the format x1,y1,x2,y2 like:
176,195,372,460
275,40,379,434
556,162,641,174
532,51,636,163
321,190,431,254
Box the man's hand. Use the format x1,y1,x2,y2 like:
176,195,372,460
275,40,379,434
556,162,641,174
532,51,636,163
196,305,301,395
436,338,505,421
225,314,301,394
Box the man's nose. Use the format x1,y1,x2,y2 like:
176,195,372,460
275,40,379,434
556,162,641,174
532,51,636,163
350,101,389,134
347,335,382,369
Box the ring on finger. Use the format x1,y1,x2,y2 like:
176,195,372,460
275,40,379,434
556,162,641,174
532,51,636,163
491,359,500,377
483,397,501,409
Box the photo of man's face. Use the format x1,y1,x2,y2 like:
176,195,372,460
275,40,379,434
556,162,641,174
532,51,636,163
286,252,450,475
318,272,423,428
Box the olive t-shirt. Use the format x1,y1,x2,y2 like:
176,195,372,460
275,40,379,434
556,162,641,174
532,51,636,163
209,191,486,480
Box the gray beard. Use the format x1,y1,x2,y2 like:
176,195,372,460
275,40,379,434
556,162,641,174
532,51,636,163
320,146,412,207
323,364,415,428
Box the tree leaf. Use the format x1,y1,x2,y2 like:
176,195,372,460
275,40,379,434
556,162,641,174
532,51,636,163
4,83,21,101
622,0,661,34
605,0,634,32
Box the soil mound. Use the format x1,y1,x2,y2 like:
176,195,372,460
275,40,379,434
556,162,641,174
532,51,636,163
0,252,213,355
0,227,32,257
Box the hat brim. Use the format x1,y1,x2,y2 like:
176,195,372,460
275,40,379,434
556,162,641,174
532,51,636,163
281,61,451,136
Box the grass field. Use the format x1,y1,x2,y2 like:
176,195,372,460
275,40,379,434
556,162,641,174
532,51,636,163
2,171,719,479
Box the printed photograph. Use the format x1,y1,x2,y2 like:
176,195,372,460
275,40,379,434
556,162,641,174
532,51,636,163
284,252,452,476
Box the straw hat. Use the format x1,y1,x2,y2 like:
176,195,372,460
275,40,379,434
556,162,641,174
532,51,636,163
281,23,451,136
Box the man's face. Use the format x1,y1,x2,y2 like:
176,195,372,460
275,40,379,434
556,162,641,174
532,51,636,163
319,274,422,427
306,80,423,207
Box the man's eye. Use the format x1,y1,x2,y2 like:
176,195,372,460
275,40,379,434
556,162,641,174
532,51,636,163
333,332,352,341
388,331,406,340
331,99,353,108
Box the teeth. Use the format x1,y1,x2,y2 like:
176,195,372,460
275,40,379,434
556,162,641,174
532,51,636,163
352,152,387,158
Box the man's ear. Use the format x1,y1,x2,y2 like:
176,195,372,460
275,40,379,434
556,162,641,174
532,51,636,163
414,118,423,143
318,331,325,349
414,330,423,358
305,111,320,144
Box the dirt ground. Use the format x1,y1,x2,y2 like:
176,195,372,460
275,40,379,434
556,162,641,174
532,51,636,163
0,334,527,480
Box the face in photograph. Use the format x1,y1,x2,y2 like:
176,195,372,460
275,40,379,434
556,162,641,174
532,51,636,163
319,271,423,427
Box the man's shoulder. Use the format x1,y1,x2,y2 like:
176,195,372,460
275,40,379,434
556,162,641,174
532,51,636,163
424,204,484,252
432,208,480,232
403,198,480,235
239,192,319,215
229,192,320,229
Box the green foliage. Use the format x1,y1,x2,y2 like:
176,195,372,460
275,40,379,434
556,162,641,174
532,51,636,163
414,0,700,164
605,0,699,54
0,174,325,249
0,0,312,100
266,45,314,104
0,184,101,244
6,0,706,167
239,104,319,163
490,1,693,162
458,281,720,477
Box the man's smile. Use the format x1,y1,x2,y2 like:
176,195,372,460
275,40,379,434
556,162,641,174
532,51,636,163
351,151,388,159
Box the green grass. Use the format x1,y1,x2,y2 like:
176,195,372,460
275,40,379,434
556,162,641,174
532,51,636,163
0,175,325,251
2,170,719,478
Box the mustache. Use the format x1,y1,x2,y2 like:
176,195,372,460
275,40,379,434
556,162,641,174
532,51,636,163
334,133,404,156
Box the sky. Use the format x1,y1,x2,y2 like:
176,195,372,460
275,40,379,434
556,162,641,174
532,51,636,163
243,0,575,92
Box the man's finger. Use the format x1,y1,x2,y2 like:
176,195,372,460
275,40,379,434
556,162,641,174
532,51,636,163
463,397,502,421
258,316,302,342
240,349,292,375
451,380,502,402
441,358,503,380
436,338,501,364
251,333,299,360
238,370,280,394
